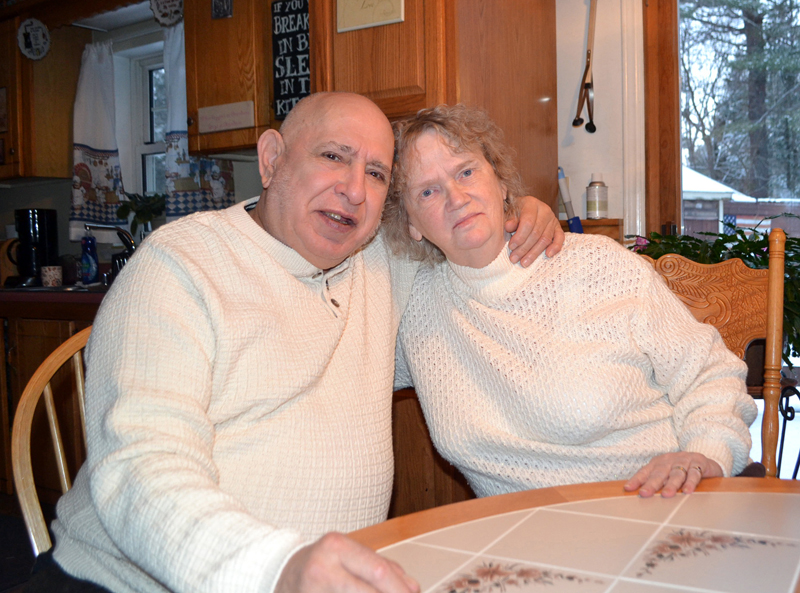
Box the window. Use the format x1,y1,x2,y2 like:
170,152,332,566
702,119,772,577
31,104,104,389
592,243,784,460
644,2,800,238
135,57,167,195
679,1,800,238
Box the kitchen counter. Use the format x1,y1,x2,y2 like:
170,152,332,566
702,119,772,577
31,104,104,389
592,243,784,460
0,287,106,320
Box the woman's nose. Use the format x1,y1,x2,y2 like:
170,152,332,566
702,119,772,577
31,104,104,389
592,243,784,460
446,185,469,210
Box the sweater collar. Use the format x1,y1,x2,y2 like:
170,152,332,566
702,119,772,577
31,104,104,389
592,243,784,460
232,197,350,280
447,239,533,298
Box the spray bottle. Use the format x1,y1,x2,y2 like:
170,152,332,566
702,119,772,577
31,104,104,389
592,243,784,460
81,229,99,284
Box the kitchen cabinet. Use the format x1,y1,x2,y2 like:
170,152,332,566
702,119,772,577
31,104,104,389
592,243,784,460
310,0,559,208
184,0,274,153
184,0,558,207
0,292,102,500
0,17,90,180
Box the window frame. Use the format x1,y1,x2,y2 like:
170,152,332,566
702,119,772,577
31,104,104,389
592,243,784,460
130,53,166,194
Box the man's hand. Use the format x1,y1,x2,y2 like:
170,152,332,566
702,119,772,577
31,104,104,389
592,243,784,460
276,532,420,593
624,452,723,498
505,196,565,266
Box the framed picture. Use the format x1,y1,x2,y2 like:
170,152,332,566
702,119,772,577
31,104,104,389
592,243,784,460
212,0,233,19
337,0,403,33
0,138,5,166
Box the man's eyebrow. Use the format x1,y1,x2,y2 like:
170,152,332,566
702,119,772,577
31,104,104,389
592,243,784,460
318,141,391,176
368,160,391,176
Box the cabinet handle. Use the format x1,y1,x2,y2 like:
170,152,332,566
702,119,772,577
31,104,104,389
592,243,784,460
9,148,15,155
187,117,195,127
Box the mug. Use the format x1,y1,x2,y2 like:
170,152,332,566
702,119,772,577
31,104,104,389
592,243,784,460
41,265,62,287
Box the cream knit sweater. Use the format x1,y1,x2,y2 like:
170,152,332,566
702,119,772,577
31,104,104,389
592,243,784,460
51,199,418,593
396,234,756,497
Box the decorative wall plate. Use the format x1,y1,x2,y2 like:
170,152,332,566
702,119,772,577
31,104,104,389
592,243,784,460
150,0,184,26
17,18,50,60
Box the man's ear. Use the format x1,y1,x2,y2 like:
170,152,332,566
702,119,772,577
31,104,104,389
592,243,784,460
408,221,424,242
257,129,284,189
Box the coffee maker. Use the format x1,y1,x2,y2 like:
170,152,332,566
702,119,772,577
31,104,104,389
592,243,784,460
9,209,58,286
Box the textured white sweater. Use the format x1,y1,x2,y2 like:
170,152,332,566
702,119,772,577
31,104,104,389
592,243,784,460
396,234,757,497
51,199,418,593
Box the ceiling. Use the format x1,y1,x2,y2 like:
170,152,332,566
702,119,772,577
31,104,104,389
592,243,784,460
74,2,154,32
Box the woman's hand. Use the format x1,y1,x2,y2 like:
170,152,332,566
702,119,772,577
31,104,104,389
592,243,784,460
624,453,723,498
505,196,564,266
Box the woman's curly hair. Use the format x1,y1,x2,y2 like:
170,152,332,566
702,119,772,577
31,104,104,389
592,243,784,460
383,104,525,263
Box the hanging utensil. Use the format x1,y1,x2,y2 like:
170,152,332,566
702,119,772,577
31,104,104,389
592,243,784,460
572,0,598,133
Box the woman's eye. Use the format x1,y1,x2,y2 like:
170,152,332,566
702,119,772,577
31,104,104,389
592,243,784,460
421,189,433,198
462,169,473,178
369,170,386,182
323,153,341,162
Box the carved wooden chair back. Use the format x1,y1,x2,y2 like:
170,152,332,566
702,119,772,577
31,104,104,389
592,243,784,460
11,326,91,556
640,228,786,477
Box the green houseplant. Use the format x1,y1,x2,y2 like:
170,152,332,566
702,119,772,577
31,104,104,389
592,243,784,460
116,192,168,238
629,216,800,365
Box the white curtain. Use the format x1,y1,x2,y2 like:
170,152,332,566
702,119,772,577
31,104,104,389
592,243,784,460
163,22,234,223
69,41,127,243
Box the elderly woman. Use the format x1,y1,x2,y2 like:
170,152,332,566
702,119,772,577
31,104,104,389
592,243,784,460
385,104,757,498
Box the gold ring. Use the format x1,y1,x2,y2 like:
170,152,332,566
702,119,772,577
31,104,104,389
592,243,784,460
690,465,703,475
672,465,688,474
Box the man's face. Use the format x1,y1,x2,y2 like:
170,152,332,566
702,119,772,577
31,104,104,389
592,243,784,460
261,95,394,270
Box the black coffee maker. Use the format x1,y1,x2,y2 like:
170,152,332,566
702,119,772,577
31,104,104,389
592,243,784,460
10,209,58,285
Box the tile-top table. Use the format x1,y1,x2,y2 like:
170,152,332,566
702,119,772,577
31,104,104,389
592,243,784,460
350,478,800,593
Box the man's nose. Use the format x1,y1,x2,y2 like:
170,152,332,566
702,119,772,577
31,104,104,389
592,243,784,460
335,167,367,205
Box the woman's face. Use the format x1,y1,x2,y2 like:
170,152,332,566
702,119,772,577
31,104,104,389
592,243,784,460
403,131,508,268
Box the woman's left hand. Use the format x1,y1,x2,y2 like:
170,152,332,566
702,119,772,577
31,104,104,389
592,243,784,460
624,452,723,498
505,196,564,266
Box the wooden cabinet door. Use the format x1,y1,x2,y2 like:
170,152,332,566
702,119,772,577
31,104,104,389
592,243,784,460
24,25,90,178
0,18,22,178
309,0,446,120
184,0,273,153
0,19,88,180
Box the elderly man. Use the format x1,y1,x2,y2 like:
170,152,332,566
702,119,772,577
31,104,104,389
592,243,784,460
32,93,563,593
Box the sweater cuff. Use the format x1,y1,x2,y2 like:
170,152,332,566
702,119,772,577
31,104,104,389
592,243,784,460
685,437,734,477
260,536,311,593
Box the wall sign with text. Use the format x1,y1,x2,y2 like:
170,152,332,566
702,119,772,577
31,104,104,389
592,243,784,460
271,0,310,120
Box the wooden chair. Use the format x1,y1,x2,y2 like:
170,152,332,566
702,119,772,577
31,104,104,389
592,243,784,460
641,228,786,477
11,326,91,556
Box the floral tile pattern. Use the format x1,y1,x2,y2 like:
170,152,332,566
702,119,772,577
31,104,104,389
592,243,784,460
435,559,609,593
379,492,800,593
635,528,797,577
626,524,800,593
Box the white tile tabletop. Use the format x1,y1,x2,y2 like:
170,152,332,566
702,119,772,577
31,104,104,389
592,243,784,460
378,490,800,593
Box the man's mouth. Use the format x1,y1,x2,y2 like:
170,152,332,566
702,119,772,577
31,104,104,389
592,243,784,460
323,211,356,226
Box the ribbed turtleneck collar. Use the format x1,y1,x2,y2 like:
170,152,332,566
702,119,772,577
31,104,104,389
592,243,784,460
233,198,350,280
447,241,537,300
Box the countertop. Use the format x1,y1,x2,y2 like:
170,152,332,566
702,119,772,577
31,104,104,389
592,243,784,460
0,286,106,319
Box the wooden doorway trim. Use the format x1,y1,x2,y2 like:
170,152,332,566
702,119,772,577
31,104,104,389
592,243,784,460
643,0,681,235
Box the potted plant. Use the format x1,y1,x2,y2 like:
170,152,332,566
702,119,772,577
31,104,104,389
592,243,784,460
116,192,168,240
629,216,800,365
